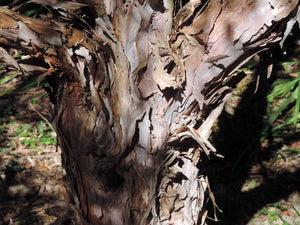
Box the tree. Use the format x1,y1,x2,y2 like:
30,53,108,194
0,0,299,224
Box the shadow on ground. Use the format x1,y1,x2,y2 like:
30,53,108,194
0,92,82,224
206,47,300,224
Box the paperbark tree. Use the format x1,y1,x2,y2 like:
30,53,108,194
0,0,299,224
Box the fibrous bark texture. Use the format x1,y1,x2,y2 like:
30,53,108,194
0,0,299,224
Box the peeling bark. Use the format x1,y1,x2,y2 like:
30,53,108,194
0,0,299,224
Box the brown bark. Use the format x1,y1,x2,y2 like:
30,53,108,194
0,0,299,224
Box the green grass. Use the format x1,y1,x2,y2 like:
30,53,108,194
261,61,300,142
0,71,19,85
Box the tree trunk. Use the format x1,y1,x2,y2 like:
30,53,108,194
0,0,299,224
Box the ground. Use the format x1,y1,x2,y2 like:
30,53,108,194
0,91,80,225
207,73,300,225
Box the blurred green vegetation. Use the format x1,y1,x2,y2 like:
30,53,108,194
261,60,300,141
0,101,56,152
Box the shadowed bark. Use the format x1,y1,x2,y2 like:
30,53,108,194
0,0,299,224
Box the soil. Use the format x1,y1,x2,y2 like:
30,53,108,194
0,91,80,225
206,73,300,225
